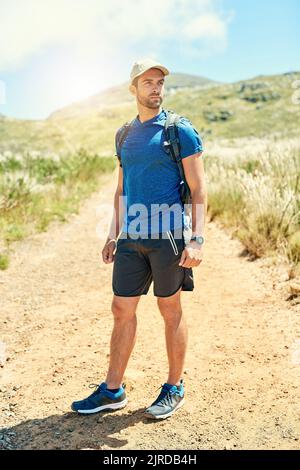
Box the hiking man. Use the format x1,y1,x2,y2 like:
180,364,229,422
72,58,207,419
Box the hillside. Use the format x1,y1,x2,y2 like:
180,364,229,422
0,71,299,154
47,72,217,120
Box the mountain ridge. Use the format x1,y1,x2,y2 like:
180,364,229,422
47,72,219,120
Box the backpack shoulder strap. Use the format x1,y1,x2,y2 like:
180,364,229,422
115,118,135,167
163,109,192,205
164,109,189,181
163,109,181,163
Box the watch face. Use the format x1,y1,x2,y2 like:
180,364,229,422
192,236,204,244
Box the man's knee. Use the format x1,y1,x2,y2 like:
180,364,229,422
157,291,182,320
111,295,140,321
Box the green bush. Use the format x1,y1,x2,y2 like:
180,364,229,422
0,150,116,247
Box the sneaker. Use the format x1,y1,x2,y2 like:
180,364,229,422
71,382,127,414
144,379,185,420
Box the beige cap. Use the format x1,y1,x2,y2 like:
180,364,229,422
130,58,169,85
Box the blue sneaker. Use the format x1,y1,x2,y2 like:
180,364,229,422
144,379,185,420
71,382,127,414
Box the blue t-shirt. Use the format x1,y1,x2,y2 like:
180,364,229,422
116,108,203,236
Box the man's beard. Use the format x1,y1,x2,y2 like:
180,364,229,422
137,93,163,109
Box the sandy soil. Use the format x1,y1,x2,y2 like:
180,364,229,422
1,169,300,450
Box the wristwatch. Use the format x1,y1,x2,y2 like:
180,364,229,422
190,235,205,245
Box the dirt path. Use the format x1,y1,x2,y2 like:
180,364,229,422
1,169,300,450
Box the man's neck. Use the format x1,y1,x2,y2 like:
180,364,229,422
137,104,162,123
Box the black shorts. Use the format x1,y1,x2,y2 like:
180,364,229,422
112,227,194,297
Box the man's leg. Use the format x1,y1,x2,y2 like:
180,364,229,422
71,294,140,413
156,288,188,385
105,294,141,389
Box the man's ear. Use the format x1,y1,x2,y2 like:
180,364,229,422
129,84,137,96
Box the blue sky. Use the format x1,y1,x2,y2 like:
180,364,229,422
0,0,299,120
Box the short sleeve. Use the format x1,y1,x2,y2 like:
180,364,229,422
177,119,204,159
115,127,123,167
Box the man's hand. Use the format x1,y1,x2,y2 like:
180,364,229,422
179,241,203,268
102,238,117,264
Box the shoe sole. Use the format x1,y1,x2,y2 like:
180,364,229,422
144,397,185,420
72,398,128,414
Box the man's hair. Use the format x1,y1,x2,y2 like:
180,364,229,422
132,76,139,88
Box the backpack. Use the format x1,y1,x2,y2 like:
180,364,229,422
115,109,193,238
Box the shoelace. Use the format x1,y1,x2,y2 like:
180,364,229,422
88,383,126,395
89,383,101,389
154,384,182,407
88,383,106,397
155,383,182,394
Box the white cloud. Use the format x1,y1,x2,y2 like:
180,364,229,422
0,0,99,71
180,10,234,57
183,13,227,41
0,0,233,72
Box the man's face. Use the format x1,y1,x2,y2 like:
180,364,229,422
133,68,165,109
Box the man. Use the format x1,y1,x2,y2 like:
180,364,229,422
71,58,207,420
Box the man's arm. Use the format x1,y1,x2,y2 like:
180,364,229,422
107,166,124,241
179,151,207,268
182,151,207,236
102,167,124,264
